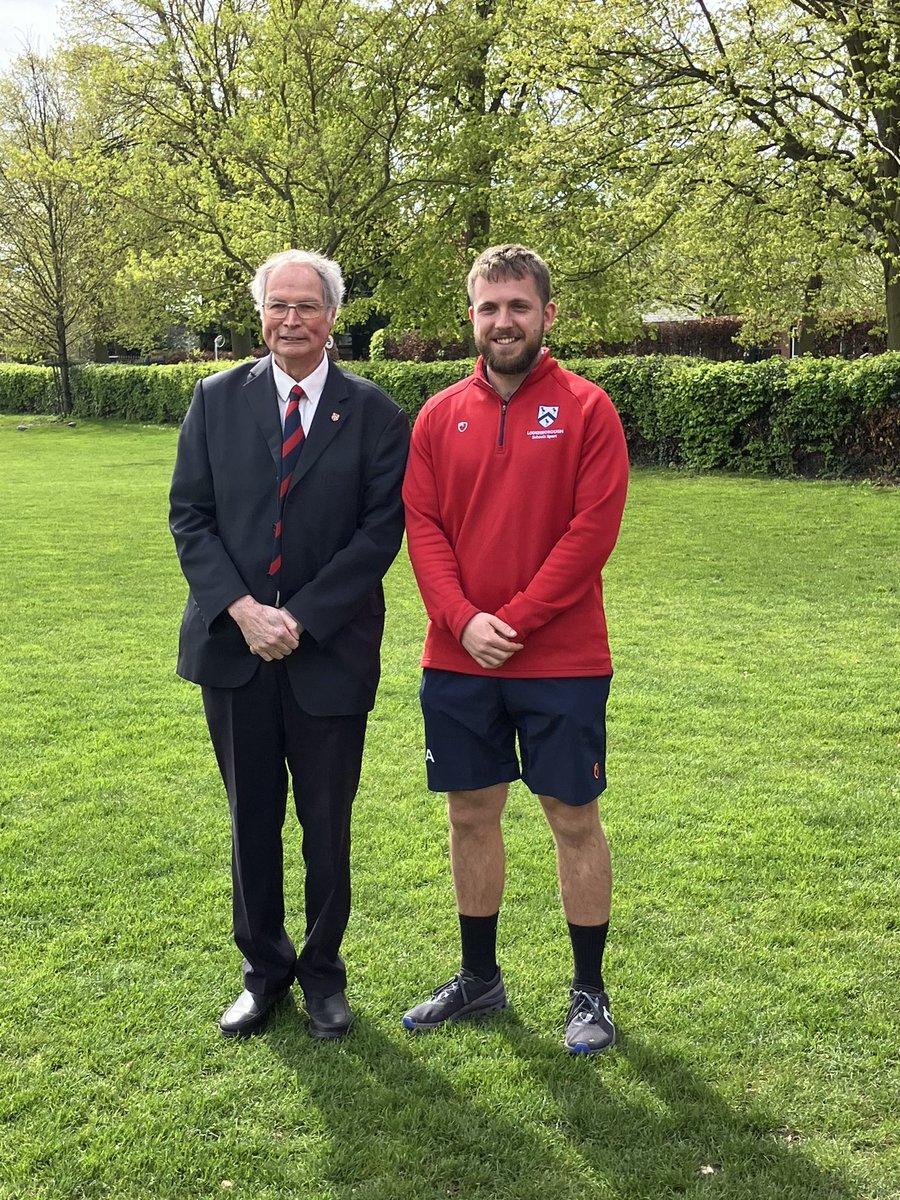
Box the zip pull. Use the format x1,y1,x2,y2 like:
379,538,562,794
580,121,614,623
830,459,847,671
498,398,510,448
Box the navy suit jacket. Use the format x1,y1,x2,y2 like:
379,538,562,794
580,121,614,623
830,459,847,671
169,354,409,715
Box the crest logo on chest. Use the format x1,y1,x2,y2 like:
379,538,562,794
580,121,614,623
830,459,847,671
537,406,559,428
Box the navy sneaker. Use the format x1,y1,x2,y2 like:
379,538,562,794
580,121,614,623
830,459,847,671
564,987,616,1054
402,968,507,1031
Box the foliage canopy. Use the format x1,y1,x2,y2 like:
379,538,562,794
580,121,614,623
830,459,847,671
1,0,898,354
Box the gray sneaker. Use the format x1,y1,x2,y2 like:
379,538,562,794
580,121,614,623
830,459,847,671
402,969,507,1031
564,988,616,1054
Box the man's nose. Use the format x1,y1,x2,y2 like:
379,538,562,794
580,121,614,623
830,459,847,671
282,306,302,326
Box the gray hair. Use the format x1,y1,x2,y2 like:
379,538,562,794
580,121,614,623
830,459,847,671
250,249,345,314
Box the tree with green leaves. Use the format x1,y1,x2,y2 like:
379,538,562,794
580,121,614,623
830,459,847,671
556,0,900,347
0,51,122,408
73,0,465,349
7,0,891,363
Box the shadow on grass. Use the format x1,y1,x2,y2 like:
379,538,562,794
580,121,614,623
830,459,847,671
266,1007,853,1200
499,1019,852,1199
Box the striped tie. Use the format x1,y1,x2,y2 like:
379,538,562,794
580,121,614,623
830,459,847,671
268,384,305,580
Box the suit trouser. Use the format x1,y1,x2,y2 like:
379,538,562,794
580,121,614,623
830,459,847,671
202,660,368,999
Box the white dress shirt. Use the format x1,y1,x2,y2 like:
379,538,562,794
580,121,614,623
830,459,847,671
271,352,330,436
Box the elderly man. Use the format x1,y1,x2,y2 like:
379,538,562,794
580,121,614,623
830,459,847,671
170,250,409,1039
402,244,628,1053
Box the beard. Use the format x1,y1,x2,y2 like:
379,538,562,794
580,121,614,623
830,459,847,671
475,328,544,377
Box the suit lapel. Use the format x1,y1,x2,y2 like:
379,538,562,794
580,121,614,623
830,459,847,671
243,354,282,466
288,362,351,492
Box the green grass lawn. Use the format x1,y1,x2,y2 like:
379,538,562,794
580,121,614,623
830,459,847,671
1,415,898,1200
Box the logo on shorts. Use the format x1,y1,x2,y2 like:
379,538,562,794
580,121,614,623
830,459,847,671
593,762,600,779
457,422,468,432
425,749,435,763
537,406,559,428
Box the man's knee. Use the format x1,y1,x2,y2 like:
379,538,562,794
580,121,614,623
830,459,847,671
540,795,603,847
448,784,507,834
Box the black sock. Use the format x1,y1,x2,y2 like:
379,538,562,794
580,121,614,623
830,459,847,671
459,912,499,981
568,921,608,992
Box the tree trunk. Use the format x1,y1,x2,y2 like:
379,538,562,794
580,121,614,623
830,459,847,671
230,326,253,358
794,273,823,356
883,254,900,351
461,0,495,256
56,312,73,416
462,0,496,354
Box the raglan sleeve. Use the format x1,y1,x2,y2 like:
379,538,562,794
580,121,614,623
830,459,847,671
402,403,480,641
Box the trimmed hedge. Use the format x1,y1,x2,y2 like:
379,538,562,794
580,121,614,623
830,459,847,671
2,354,898,478
0,365,57,414
69,362,230,423
568,354,900,477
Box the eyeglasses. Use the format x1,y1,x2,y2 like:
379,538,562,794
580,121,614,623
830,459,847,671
263,300,327,320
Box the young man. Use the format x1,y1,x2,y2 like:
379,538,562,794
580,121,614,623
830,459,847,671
401,244,628,1053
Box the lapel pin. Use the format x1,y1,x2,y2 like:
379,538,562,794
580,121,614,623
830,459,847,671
331,411,340,422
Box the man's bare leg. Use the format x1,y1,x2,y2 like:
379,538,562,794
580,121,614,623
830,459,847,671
540,794,616,1052
539,795,611,925
402,783,509,1029
448,783,509,915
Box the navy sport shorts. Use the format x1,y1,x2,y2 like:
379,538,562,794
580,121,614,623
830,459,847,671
419,669,612,807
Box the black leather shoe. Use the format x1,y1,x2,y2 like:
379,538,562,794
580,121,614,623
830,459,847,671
219,987,290,1038
305,990,354,1039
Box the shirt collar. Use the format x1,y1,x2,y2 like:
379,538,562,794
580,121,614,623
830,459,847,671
271,351,330,405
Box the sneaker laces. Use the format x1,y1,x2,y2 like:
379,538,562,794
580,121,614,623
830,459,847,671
433,973,465,1001
571,990,608,1024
